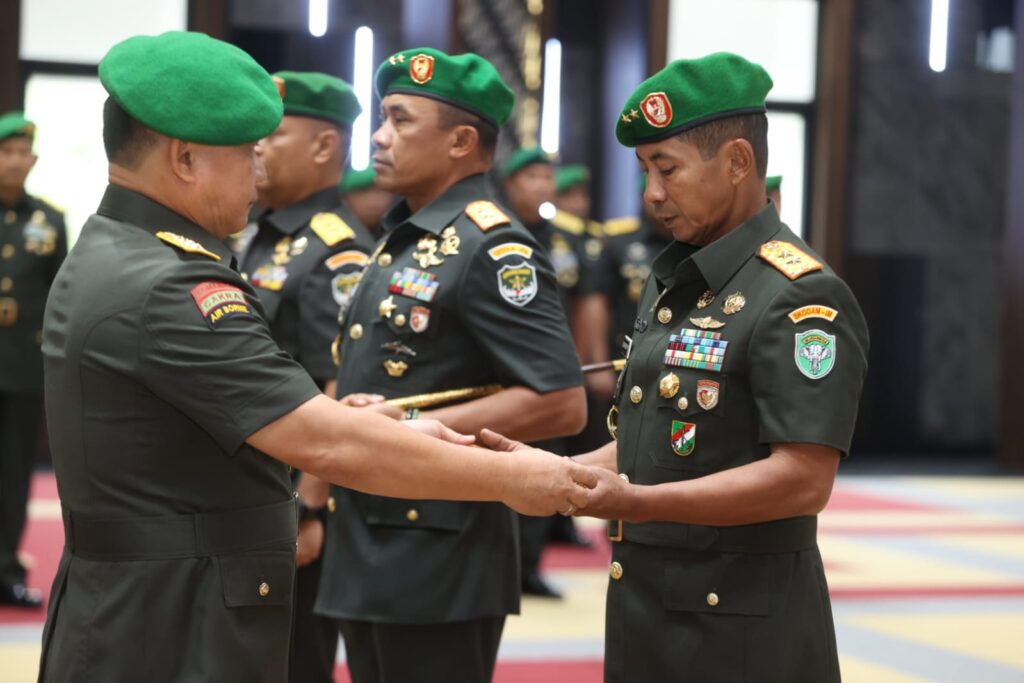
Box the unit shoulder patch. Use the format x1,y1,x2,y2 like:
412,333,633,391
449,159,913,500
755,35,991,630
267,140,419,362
155,231,221,261
325,250,370,271
758,241,822,280
310,212,356,247
487,242,535,261
603,217,641,237
549,210,585,236
190,281,253,328
788,305,839,324
465,201,511,232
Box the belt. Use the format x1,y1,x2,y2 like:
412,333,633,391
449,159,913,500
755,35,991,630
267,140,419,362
609,515,818,554
0,298,17,326
64,498,298,561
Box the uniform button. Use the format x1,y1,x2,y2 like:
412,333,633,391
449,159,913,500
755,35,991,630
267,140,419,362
406,509,419,522
609,561,624,580
0,277,11,293
326,496,336,513
706,592,719,606
629,386,643,404
349,324,364,340
1,244,13,259
677,396,689,411
657,307,672,324
394,313,407,327
619,473,630,483
377,253,392,267
258,582,271,598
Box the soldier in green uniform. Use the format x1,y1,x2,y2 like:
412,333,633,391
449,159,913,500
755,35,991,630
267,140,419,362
0,111,66,608
37,32,597,683
554,53,869,682
240,70,374,683
307,48,587,682
339,166,394,239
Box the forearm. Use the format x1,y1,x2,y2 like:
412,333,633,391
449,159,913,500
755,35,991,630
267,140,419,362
572,441,617,471
625,446,839,526
425,385,586,442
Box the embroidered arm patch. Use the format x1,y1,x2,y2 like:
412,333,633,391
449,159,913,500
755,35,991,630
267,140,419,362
190,281,254,328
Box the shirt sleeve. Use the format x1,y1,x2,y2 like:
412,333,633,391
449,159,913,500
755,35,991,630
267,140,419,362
298,247,367,382
458,231,584,394
139,261,321,454
748,273,870,454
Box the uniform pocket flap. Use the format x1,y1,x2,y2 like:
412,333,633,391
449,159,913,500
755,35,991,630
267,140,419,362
360,497,470,533
663,555,772,616
218,550,294,607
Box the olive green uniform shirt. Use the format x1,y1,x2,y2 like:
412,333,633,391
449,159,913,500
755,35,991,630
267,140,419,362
38,185,321,683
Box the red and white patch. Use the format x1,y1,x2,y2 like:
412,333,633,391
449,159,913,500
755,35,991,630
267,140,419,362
410,305,431,333
409,54,435,84
190,281,252,328
640,92,673,128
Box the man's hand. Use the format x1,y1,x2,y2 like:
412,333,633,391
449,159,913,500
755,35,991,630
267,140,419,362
571,467,635,520
338,392,385,407
295,518,324,568
478,428,598,516
405,419,476,446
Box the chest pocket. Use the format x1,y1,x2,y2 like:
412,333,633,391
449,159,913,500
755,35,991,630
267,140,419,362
649,369,727,473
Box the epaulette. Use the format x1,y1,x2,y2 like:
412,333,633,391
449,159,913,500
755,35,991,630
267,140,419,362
465,200,511,231
549,210,585,236
310,212,356,247
603,217,641,237
586,220,603,238
155,231,221,261
758,240,822,280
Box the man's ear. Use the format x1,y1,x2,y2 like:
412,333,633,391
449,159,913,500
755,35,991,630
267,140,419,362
722,138,755,186
448,125,479,161
168,138,197,183
313,127,341,165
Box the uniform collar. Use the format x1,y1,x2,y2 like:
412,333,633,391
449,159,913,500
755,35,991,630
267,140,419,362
382,173,488,236
259,187,342,236
97,184,235,264
653,202,781,292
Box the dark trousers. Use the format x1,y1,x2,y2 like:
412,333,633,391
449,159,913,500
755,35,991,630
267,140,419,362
338,616,506,683
289,556,338,683
0,393,41,586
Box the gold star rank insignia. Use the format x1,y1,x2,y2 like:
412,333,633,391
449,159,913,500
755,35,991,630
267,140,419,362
758,241,823,280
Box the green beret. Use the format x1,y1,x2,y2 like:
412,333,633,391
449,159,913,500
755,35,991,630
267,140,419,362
376,47,514,129
275,71,361,127
0,112,35,142
555,164,590,193
340,167,376,193
502,147,553,178
766,175,783,192
99,31,283,146
616,52,773,147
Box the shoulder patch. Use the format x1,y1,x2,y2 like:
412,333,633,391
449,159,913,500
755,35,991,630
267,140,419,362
487,242,534,261
155,231,221,261
325,250,370,271
465,201,510,232
788,305,839,324
758,241,822,280
550,210,585,236
190,281,253,328
310,212,356,247
603,217,641,237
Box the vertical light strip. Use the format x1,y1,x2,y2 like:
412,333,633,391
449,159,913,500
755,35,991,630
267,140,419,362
309,0,329,38
540,38,562,155
929,0,950,72
350,26,374,171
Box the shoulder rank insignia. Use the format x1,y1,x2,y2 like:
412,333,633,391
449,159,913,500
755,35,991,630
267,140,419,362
310,212,356,247
549,210,585,236
758,241,822,280
155,231,221,261
465,201,510,232
603,217,641,237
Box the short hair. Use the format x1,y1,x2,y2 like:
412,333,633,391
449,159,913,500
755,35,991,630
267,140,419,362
677,112,768,179
435,101,498,157
102,97,157,168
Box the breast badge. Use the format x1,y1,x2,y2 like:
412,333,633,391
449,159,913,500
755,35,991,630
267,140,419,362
671,420,696,456
696,380,720,410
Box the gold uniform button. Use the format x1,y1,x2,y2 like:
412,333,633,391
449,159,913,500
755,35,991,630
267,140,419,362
657,307,673,324
629,386,643,404
377,253,392,267
677,396,689,411
394,313,407,327
258,582,271,598
619,473,630,483
706,592,719,606
0,277,11,293
406,509,419,522
349,323,364,340
1,244,13,259
609,561,624,580
326,496,336,513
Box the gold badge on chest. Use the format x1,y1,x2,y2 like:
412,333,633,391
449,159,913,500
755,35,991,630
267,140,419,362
384,360,409,377
659,372,680,398
272,236,292,265
722,292,746,315
696,289,715,309
689,316,726,330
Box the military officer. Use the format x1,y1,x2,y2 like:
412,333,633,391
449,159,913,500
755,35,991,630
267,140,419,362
0,111,66,608
562,53,870,682
308,48,587,682
241,70,374,683
339,166,394,239
766,174,783,214
553,164,596,228
38,32,596,683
